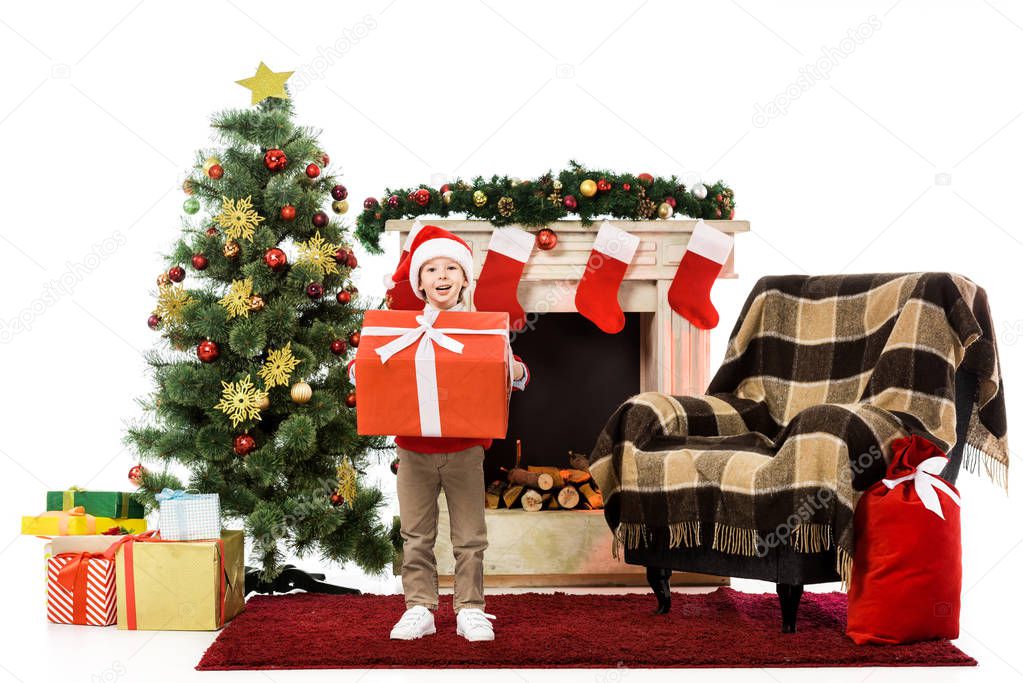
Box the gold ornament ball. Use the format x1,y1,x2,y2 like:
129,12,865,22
257,394,270,410
472,190,488,207
202,156,221,174
332,200,349,215
291,381,313,404
579,179,598,198
442,190,454,205
157,273,171,287
657,202,674,219
552,179,563,191
182,179,195,196
248,294,265,312
223,240,240,258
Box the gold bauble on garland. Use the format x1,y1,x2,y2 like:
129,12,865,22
579,179,597,197
332,200,349,215
472,190,488,207
657,202,674,219
257,394,270,410
442,190,454,205
290,381,312,404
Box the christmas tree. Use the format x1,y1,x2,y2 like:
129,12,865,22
123,63,392,582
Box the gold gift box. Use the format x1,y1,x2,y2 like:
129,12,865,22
115,530,245,631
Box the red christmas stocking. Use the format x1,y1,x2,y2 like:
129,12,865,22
574,221,640,334
668,219,733,329
385,220,425,310
473,227,535,331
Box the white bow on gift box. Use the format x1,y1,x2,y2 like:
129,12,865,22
882,456,962,520
356,307,514,437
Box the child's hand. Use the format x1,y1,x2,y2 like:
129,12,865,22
513,361,525,381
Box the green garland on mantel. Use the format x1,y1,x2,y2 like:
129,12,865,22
354,161,735,253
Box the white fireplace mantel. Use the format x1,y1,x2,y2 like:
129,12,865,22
385,219,750,396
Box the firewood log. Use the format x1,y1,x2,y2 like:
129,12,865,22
568,451,592,475
505,467,554,491
559,468,591,485
527,466,565,488
486,480,508,509
578,482,603,509
521,489,544,512
556,485,580,509
503,484,524,508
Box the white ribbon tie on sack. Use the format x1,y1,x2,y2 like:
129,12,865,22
882,455,961,519
358,308,513,437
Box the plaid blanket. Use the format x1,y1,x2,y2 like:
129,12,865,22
589,273,1007,587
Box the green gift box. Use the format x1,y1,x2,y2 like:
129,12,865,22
46,488,146,519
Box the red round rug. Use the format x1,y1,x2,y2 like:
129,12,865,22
196,587,976,669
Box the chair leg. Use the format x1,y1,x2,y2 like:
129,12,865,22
646,566,672,614
776,583,804,633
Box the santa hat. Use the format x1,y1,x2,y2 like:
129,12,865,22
388,225,474,300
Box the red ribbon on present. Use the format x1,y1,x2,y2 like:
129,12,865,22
52,531,144,625
118,531,229,630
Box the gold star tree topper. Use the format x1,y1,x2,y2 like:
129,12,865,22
236,62,294,105
296,231,341,277
215,375,269,428
219,278,255,319
216,196,265,241
259,342,302,389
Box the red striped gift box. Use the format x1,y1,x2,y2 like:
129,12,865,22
47,552,117,626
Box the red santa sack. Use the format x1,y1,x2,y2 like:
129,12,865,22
846,434,962,645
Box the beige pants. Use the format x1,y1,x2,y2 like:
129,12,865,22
396,445,488,613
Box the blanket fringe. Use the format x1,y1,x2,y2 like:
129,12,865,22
962,442,1009,492
711,523,758,557
791,523,833,553
668,520,701,549
837,544,854,592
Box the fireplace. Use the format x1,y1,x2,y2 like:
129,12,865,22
385,218,749,586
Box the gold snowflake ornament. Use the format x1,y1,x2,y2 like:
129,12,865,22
153,284,194,325
219,278,255,319
216,195,265,241
214,375,269,428
258,341,302,389
335,460,357,505
296,231,340,277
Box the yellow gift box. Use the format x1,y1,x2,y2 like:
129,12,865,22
22,507,147,536
115,529,245,631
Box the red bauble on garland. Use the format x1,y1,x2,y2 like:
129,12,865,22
331,184,348,200
336,290,351,304
279,205,296,221
363,197,378,210
330,491,346,507
147,314,160,330
412,188,431,206
346,252,358,268
312,211,329,228
168,266,185,283
233,434,256,457
386,195,400,208
307,282,324,299
191,254,208,270
264,248,288,272
330,339,347,355
128,464,147,486
348,331,360,347
563,195,578,211
306,163,320,178
264,149,287,171
637,173,654,185
344,392,357,408
536,228,558,251
320,152,330,166
665,196,677,209
197,339,220,363
207,164,224,180
206,226,219,237
334,247,348,264
596,178,612,192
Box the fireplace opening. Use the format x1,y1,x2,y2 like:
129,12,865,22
484,312,642,483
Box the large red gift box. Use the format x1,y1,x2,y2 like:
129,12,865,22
354,308,513,438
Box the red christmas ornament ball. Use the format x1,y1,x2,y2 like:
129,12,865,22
386,194,400,208
320,152,330,166
147,314,160,330
346,252,358,268
596,178,612,192
197,339,220,363
665,196,677,209
307,282,324,299
128,464,146,486
280,204,296,221
563,195,578,211
168,266,185,283
331,184,348,201
345,392,357,408
191,253,208,270
334,247,349,263
233,434,257,456
536,228,558,251
336,289,351,304
207,164,224,180
312,211,329,228
440,183,451,194
206,226,219,237
638,173,654,185
348,331,361,347
622,183,631,192
330,339,348,355
264,248,288,272
264,149,287,171
363,197,378,210
330,491,346,506
306,163,320,178
413,188,431,206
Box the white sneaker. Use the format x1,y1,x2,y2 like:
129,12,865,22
456,608,496,641
390,605,436,640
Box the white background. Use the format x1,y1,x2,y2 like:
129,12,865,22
1,1,1021,681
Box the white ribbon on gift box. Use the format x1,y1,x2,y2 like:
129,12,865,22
882,455,962,520
358,307,513,437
